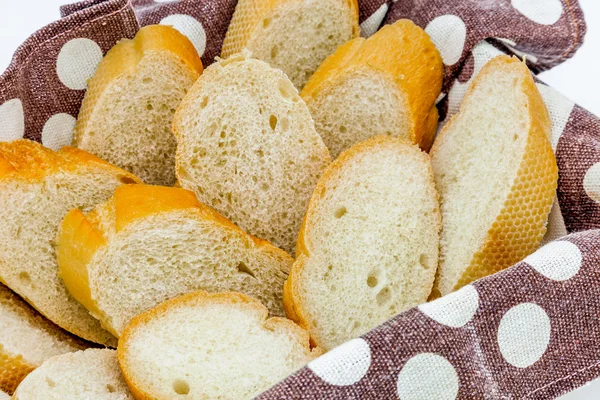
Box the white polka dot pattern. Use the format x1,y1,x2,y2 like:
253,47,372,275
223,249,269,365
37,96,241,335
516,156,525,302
583,163,600,203
308,338,371,386
0,99,25,142
160,14,207,57
419,285,479,328
497,303,551,368
425,15,467,66
525,241,582,281
56,38,103,90
396,353,459,400
535,83,575,152
41,113,77,151
360,4,389,38
511,0,563,26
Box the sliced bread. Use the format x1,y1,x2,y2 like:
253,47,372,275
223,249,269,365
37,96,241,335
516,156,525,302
0,140,141,346
13,349,133,400
173,52,331,254
57,184,292,337
118,291,319,400
74,25,203,186
284,136,441,350
222,0,359,89
0,283,89,395
430,56,557,297
301,19,443,158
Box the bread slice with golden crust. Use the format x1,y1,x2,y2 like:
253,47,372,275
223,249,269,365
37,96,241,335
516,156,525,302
57,184,292,337
13,349,133,400
301,19,443,158
0,283,89,395
430,56,557,298
74,25,203,186
222,0,359,89
0,140,141,346
284,136,441,350
118,291,319,400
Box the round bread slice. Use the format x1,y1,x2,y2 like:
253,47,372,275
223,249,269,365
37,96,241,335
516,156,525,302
0,140,142,346
13,349,132,400
173,52,331,255
301,19,443,158
74,25,203,186
430,56,557,298
0,283,89,395
222,0,359,89
284,136,441,350
57,184,292,337
118,291,319,400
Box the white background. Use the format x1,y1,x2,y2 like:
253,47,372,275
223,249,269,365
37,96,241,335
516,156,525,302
0,0,599,399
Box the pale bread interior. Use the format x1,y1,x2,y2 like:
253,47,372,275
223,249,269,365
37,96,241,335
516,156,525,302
175,54,330,254
295,137,440,350
13,349,132,400
120,293,317,399
76,51,197,186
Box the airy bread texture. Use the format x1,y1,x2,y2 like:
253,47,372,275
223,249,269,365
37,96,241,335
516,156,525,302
0,283,89,395
284,136,441,350
430,56,557,297
173,52,331,254
13,349,133,400
118,291,319,400
0,140,141,346
57,184,292,337
301,20,443,158
74,25,203,186
222,0,359,89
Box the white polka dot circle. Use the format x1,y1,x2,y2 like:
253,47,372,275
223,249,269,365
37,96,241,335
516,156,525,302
308,338,371,386
0,99,25,142
497,303,551,368
42,113,76,151
419,285,479,328
397,353,459,400
360,4,389,38
535,83,575,151
425,15,467,66
512,0,563,25
160,14,207,58
56,38,103,90
584,162,600,203
524,241,582,281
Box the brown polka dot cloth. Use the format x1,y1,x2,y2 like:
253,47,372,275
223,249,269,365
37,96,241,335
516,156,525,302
0,0,597,398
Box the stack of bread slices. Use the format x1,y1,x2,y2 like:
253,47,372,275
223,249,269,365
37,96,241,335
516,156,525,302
0,1,558,398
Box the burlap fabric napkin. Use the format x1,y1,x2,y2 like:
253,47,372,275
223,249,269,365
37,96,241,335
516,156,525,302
0,0,597,398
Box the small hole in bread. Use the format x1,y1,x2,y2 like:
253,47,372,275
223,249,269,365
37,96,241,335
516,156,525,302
320,186,327,199
45,377,56,387
263,18,271,28
146,103,153,111
18,271,31,284
280,116,290,131
271,45,279,59
200,97,209,109
106,384,116,393
339,126,347,134
419,254,431,269
237,261,256,279
118,175,137,184
172,379,190,395
513,134,519,141
334,207,347,218
352,321,361,330
376,286,391,305
269,115,278,130
367,276,378,288
278,79,296,100
142,77,153,84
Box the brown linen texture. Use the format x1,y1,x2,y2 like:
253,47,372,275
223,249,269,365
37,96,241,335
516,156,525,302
0,0,598,398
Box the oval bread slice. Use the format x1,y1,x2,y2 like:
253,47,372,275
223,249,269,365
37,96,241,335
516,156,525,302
57,184,292,337
284,136,441,350
118,291,319,400
222,0,359,89
0,283,89,395
74,25,203,186
0,140,141,346
173,52,331,255
301,19,443,158
430,56,557,297
13,349,132,400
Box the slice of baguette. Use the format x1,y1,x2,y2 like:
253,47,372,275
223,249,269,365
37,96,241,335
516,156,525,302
57,184,293,337
222,0,359,89
0,283,89,395
173,52,331,255
74,25,203,186
301,20,443,158
13,349,133,400
430,56,557,297
284,136,441,350
0,140,141,346
118,291,319,400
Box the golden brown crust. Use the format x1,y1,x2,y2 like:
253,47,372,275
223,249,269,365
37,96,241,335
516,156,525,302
430,56,557,297
300,19,443,152
0,349,35,396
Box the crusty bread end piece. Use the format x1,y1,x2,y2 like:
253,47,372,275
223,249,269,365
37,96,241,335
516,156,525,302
430,56,557,297
118,291,320,400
